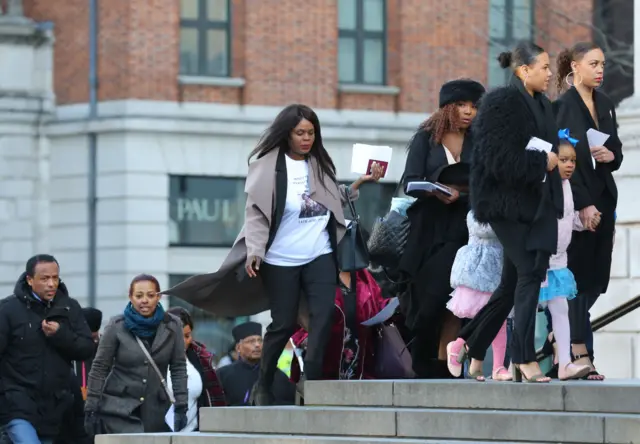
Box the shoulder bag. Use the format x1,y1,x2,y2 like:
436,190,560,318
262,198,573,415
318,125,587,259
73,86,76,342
337,197,370,272
135,337,176,404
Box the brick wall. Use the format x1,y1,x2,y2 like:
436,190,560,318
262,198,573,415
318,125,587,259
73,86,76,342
25,0,593,112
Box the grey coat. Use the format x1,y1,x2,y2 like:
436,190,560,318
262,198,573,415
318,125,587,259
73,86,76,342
163,148,357,322
85,313,188,434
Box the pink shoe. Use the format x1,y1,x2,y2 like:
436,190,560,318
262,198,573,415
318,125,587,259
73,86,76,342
446,338,466,377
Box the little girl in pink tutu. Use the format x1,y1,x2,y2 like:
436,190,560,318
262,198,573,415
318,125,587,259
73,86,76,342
447,211,511,381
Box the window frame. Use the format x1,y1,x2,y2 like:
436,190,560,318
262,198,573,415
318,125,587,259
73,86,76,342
488,0,536,87
338,0,388,85
180,0,232,77
169,174,246,248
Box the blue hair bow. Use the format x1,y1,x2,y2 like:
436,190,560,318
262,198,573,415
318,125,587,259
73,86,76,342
558,128,579,147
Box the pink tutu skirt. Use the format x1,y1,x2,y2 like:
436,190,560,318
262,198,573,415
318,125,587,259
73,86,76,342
447,286,492,319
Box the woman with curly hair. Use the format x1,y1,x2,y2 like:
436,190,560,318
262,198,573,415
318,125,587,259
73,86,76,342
553,42,623,380
398,79,485,378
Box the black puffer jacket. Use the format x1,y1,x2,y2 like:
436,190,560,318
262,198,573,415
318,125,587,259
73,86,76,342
470,85,550,224
0,273,94,438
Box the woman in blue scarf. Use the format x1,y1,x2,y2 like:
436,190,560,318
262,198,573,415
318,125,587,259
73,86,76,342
84,274,189,435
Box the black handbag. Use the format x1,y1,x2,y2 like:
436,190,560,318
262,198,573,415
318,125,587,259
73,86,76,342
367,179,411,269
337,198,370,272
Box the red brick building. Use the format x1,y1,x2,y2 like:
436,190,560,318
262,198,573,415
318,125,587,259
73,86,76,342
25,0,593,112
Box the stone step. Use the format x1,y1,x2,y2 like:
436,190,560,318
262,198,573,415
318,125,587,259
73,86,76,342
303,379,640,414
95,434,547,444
198,406,640,444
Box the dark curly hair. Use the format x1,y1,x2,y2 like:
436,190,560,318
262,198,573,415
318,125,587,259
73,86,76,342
556,42,600,91
418,103,465,145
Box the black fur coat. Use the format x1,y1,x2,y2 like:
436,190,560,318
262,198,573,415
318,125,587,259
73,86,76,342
470,85,552,224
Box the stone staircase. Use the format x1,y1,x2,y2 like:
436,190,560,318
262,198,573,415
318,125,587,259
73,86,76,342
97,379,640,444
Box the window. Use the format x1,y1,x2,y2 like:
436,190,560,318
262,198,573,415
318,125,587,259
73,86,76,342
180,0,230,77
169,175,245,247
341,181,398,234
168,274,249,357
488,0,535,87
338,0,387,85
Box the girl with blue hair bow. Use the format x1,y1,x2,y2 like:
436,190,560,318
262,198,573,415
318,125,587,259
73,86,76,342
539,129,599,380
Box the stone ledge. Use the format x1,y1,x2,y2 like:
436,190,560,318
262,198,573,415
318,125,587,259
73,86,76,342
338,84,401,96
0,17,53,45
178,76,246,88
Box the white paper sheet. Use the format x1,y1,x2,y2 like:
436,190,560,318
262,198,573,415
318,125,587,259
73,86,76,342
165,405,175,432
406,181,452,196
586,128,610,168
525,137,553,154
350,143,392,177
361,297,400,327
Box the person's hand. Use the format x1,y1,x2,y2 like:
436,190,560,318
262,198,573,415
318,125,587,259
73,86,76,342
547,152,558,171
174,406,188,431
84,411,100,436
434,187,460,205
42,320,60,336
590,146,614,163
588,212,602,231
245,256,261,278
579,205,600,231
361,162,384,183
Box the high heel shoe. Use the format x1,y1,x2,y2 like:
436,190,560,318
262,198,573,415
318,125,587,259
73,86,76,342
572,352,605,381
512,364,551,383
492,366,513,381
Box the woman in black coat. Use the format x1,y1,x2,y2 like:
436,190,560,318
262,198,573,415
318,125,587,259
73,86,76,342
398,79,485,379
553,42,623,380
446,41,564,383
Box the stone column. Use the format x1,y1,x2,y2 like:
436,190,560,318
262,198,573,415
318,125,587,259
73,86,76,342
0,16,54,292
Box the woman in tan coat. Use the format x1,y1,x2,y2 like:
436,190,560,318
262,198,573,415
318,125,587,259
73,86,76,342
166,104,382,405
84,275,188,435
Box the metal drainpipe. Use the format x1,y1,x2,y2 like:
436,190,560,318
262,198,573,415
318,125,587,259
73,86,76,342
87,0,98,308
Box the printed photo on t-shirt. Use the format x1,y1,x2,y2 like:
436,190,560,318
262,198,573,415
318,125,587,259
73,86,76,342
300,193,328,218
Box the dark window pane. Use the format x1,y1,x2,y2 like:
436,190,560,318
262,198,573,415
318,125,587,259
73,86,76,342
180,0,198,19
363,0,384,32
488,43,508,87
363,38,384,84
338,37,357,83
169,176,245,247
207,0,228,21
512,5,533,39
338,0,357,30
489,0,507,38
341,182,398,233
179,28,199,75
168,274,249,357
206,29,228,76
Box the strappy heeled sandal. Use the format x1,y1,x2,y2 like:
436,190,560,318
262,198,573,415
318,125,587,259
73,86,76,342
492,366,513,381
572,352,605,381
512,364,551,383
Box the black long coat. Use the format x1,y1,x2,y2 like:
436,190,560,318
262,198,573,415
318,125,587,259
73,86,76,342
397,129,473,330
553,87,623,294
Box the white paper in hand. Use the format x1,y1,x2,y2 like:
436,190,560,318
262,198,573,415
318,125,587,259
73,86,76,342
350,144,392,178
586,128,610,168
586,128,609,148
525,137,553,154
165,405,175,432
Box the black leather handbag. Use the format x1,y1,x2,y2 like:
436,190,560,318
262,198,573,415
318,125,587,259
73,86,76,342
337,198,370,272
367,179,411,269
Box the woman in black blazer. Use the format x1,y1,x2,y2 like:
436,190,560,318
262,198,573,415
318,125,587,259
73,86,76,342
553,42,623,380
446,41,563,383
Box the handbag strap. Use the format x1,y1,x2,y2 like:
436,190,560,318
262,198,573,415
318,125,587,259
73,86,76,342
135,337,176,405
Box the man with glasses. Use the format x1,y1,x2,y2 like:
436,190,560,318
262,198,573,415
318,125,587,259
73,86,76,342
216,322,294,406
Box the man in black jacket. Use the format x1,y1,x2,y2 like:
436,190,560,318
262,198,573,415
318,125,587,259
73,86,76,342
0,255,95,444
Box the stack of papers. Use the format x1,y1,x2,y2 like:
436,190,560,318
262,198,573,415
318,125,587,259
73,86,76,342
586,128,610,168
406,181,453,196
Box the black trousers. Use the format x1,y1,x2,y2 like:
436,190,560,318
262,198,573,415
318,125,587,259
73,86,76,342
460,221,545,364
568,197,615,349
258,253,337,385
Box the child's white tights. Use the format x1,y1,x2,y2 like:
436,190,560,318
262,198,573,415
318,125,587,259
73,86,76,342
546,297,571,367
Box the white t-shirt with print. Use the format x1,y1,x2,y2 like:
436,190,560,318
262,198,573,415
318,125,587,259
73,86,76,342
264,155,332,267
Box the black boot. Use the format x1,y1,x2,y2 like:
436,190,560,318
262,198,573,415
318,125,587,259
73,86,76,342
295,375,306,406
249,381,273,406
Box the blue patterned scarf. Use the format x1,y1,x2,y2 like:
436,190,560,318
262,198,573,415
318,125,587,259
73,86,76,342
123,302,165,338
